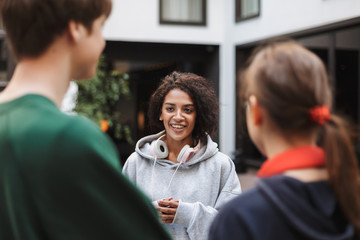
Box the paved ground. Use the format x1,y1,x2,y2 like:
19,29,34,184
237,168,258,192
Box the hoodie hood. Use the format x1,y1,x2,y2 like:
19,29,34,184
258,175,354,240
135,131,218,168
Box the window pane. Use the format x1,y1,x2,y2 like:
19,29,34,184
161,0,205,25
236,0,260,22
241,0,259,18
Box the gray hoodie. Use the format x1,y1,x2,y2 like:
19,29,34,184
123,131,242,240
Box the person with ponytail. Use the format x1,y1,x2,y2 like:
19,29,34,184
209,40,360,240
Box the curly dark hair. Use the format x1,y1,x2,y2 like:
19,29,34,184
148,71,219,143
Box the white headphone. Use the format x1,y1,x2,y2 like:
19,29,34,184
152,134,199,163
152,135,169,159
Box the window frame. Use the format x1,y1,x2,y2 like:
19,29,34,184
235,0,260,23
159,0,207,26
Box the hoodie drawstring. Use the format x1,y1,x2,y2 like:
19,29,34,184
165,162,183,197
150,155,158,202
151,157,183,201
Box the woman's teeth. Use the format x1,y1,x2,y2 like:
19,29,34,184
171,124,184,129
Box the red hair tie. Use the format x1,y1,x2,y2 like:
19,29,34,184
310,105,330,125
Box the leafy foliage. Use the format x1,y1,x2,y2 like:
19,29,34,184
74,55,133,144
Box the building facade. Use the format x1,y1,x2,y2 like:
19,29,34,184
1,0,359,164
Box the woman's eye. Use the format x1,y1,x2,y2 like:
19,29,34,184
166,107,174,112
184,108,194,113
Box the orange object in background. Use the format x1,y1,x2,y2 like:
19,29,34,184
100,119,109,132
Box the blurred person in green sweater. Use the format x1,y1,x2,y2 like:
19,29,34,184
0,0,171,239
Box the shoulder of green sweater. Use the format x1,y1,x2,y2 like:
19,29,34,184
56,115,119,160
62,114,109,141
25,113,121,171
21,118,122,185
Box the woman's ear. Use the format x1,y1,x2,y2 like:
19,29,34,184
68,20,87,43
249,95,262,126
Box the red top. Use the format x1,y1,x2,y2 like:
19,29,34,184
257,146,326,178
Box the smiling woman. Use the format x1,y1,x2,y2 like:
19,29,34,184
122,71,242,240
159,89,196,158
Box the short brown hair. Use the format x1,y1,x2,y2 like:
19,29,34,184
148,71,219,143
0,0,112,60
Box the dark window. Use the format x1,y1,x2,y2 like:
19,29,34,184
235,0,260,22
160,0,206,26
0,37,12,92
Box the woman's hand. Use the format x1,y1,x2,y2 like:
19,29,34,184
156,197,179,223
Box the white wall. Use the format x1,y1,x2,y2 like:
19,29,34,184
102,0,360,157
218,0,237,157
231,0,360,45
221,0,360,156
103,0,236,156
104,0,224,45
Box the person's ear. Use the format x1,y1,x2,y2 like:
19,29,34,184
249,95,262,126
68,20,87,43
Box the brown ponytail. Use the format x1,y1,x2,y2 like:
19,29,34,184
243,40,360,236
322,115,360,236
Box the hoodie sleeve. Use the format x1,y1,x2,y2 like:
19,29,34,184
172,155,242,240
122,152,138,183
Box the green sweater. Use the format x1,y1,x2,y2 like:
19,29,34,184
0,94,171,240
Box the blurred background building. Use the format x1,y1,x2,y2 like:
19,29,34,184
1,0,360,170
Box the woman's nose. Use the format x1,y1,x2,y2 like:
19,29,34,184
174,109,184,120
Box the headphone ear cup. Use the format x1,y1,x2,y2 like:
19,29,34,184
153,140,168,159
177,145,191,163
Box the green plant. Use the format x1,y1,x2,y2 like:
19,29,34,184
74,55,133,144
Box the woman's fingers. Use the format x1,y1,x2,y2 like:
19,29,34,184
158,199,179,208
161,218,174,224
156,206,177,214
159,212,175,223
159,213,174,219
156,198,179,223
